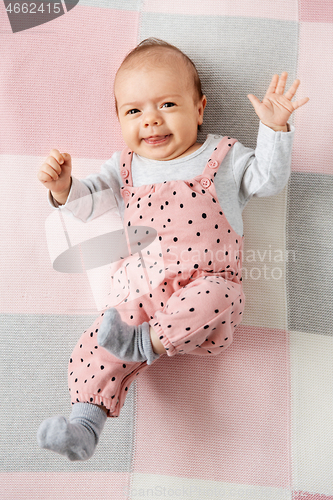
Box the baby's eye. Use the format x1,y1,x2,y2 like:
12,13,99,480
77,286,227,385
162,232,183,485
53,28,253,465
127,109,140,115
162,102,175,108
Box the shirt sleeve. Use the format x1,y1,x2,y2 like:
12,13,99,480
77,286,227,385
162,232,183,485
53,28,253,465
47,152,123,222
232,121,294,207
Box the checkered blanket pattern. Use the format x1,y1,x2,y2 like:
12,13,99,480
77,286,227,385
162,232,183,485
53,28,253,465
1,1,332,499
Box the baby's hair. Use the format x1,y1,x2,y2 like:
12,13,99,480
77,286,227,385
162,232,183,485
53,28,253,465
114,38,204,114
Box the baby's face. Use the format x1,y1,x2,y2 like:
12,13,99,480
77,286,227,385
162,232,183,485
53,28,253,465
114,60,206,161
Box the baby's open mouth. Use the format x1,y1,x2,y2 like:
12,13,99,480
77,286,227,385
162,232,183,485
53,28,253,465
143,135,170,145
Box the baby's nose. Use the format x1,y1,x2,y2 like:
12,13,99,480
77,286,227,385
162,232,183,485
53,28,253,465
143,110,162,127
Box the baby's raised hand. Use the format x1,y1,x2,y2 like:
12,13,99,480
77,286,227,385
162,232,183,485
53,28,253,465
247,72,309,131
38,149,72,204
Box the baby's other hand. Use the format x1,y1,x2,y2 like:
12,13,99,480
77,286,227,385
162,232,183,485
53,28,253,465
247,72,309,132
38,149,72,203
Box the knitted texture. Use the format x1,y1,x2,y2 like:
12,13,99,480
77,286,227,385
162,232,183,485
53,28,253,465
1,1,332,498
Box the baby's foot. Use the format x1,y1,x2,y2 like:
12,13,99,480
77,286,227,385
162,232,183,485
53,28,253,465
37,403,107,461
98,308,159,365
37,415,96,461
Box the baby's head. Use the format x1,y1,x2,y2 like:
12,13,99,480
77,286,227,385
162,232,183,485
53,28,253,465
114,38,207,161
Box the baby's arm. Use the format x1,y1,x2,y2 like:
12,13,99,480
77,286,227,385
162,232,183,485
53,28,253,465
247,72,309,131
38,149,121,223
38,149,72,205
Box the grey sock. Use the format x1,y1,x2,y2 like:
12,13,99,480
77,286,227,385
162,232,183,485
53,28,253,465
98,308,160,365
37,403,107,461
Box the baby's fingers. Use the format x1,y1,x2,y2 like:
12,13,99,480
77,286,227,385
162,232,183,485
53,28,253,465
275,72,288,95
40,158,61,181
292,96,310,110
38,168,55,183
49,148,64,165
265,74,279,96
247,93,261,113
284,78,301,101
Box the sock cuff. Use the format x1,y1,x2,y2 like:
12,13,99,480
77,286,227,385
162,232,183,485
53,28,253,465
70,403,108,430
141,322,160,365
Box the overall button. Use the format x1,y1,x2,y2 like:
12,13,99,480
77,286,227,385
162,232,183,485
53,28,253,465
201,178,211,188
123,189,131,199
208,160,218,169
121,169,129,179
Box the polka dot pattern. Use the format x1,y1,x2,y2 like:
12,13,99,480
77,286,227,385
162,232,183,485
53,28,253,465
67,136,245,414
153,274,244,356
68,314,150,416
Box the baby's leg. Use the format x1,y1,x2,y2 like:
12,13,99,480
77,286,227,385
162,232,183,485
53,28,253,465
150,275,245,356
37,313,149,461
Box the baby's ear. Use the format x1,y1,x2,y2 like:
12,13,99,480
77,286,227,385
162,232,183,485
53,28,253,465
197,95,207,125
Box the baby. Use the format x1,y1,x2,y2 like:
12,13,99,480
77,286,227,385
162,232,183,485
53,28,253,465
37,38,308,461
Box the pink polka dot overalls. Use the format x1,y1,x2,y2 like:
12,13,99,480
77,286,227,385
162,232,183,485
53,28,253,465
68,137,245,416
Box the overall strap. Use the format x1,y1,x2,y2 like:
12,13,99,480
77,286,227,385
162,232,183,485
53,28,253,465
119,147,134,187
202,136,238,180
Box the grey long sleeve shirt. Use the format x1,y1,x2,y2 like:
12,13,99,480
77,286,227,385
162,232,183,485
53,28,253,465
49,122,294,236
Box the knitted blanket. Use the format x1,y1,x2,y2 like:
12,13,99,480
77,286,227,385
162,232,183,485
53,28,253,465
1,1,332,498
